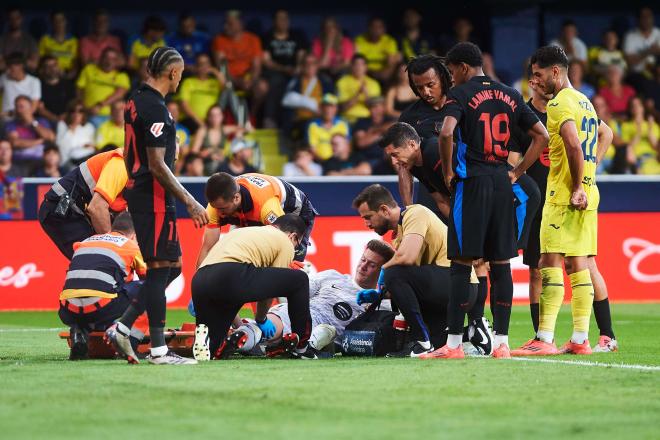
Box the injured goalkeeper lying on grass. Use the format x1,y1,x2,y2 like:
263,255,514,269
190,239,395,358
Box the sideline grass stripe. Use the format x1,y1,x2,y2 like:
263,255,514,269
0,328,64,332
513,357,660,371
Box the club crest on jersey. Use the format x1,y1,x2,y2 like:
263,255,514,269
150,122,165,138
266,212,278,224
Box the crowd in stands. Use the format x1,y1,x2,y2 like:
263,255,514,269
0,6,658,179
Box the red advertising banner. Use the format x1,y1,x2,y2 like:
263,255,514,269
1,213,659,310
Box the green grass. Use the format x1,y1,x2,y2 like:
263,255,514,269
1,305,659,440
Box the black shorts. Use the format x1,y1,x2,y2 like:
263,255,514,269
129,209,181,262
512,173,541,252
38,198,95,260
523,203,543,268
448,173,517,261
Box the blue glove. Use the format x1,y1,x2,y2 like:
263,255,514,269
356,289,380,305
256,318,276,339
187,299,196,317
377,268,386,292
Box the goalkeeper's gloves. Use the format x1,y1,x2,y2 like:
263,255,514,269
256,317,276,339
356,289,379,305
356,269,386,305
376,268,386,292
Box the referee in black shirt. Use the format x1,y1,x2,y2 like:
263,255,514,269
106,47,209,365
433,42,548,359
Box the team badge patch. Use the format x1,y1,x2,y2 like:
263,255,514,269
150,122,164,138
266,212,278,224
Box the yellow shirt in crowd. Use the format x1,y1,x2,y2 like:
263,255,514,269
621,120,660,174
306,117,351,161
39,34,78,71
76,64,130,116
354,34,398,72
178,77,222,121
336,74,381,123
129,38,166,69
95,120,125,149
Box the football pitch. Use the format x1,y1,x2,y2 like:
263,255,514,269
1,304,659,440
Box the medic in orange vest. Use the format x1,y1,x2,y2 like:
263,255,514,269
59,212,147,360
196,172,317,267
39,148,128,259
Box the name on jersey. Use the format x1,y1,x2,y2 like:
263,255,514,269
579,100,594,112
468,89,517,112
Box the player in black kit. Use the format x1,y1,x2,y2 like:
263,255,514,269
508,70,550,333
106,47,209,365
398,55,453,218
426,42,549,359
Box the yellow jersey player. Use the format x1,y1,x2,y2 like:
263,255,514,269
512,46,613,356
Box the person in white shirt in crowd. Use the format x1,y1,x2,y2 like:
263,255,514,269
0,52,41,115
624,7,660,85
56,100,96,168
550,20,588,64
283,147,323,177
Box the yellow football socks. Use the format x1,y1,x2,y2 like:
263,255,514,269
537,267,564,343
570,269,594,343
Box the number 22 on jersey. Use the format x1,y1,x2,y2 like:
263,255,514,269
580,116,597,163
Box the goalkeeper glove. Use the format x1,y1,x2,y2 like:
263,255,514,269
256,317,276,339
356,289,379,305
356,269,386,305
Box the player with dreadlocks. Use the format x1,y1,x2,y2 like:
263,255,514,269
388,55,493,355
105,46,209,365
386,54,542,357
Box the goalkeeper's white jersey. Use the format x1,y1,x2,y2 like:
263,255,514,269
308,270,365,337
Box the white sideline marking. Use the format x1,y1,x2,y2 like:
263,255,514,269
0,328,64,333
513,357,660,372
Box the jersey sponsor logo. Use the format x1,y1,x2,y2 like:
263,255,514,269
266,212,278,224
85,234,129,245
333,302,353,321
623,238,660,283
244,175,270,188
150,122,165,138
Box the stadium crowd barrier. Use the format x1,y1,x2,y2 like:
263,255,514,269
2,176,659,310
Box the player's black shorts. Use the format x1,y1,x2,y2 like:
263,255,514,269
129,209,181,262
512,173,541,252
523,201,543,268
448,173,517,261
